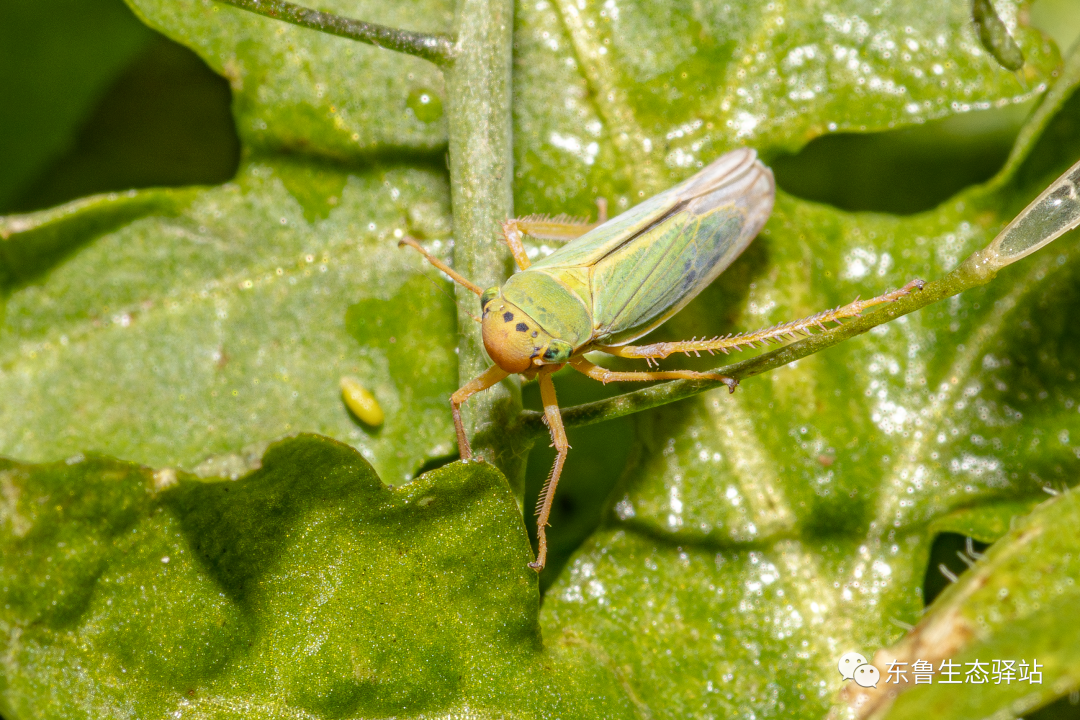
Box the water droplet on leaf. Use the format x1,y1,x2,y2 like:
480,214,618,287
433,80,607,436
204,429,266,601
407,89,443,123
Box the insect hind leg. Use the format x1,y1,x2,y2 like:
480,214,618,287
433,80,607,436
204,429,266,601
569,356,738,392
601,279,925,361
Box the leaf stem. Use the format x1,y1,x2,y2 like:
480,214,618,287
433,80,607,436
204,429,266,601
443,0,523,489
510,253,998,440
214,0,455,65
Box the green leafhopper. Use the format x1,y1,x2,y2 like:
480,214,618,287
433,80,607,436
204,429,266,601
403,148,922,571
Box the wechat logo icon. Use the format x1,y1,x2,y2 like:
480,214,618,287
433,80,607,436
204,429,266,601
838,651,879,688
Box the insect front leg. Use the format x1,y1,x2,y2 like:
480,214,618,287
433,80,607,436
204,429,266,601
502,199,608,271
450,366,510,459
531,366,569,572
569,356,738,392
601,279,925,361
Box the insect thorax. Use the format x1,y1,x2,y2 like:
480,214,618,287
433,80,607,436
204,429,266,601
482,272,590,373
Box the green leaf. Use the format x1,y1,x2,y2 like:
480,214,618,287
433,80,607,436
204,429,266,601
0,435,640,717
2,0,1079,718
1,162,458,484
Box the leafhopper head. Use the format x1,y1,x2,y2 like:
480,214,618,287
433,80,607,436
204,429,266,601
481,290,572,373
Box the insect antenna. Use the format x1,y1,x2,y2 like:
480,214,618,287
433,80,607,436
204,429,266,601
399,235,484,295
415,267,482,322
421,269,481,323
399,235,483,322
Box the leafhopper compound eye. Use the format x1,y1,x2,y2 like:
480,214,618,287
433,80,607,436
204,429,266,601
480,286,499,312
540,340,573,364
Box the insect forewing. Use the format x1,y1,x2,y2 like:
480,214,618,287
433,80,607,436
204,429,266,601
531,148,774,347
531,149,763,272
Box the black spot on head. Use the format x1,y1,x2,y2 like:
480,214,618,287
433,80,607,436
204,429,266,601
516,322,529,332
503,311,514,322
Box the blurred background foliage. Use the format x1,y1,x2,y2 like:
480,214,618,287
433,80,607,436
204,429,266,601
0,0,239,215
2,0,1080,717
